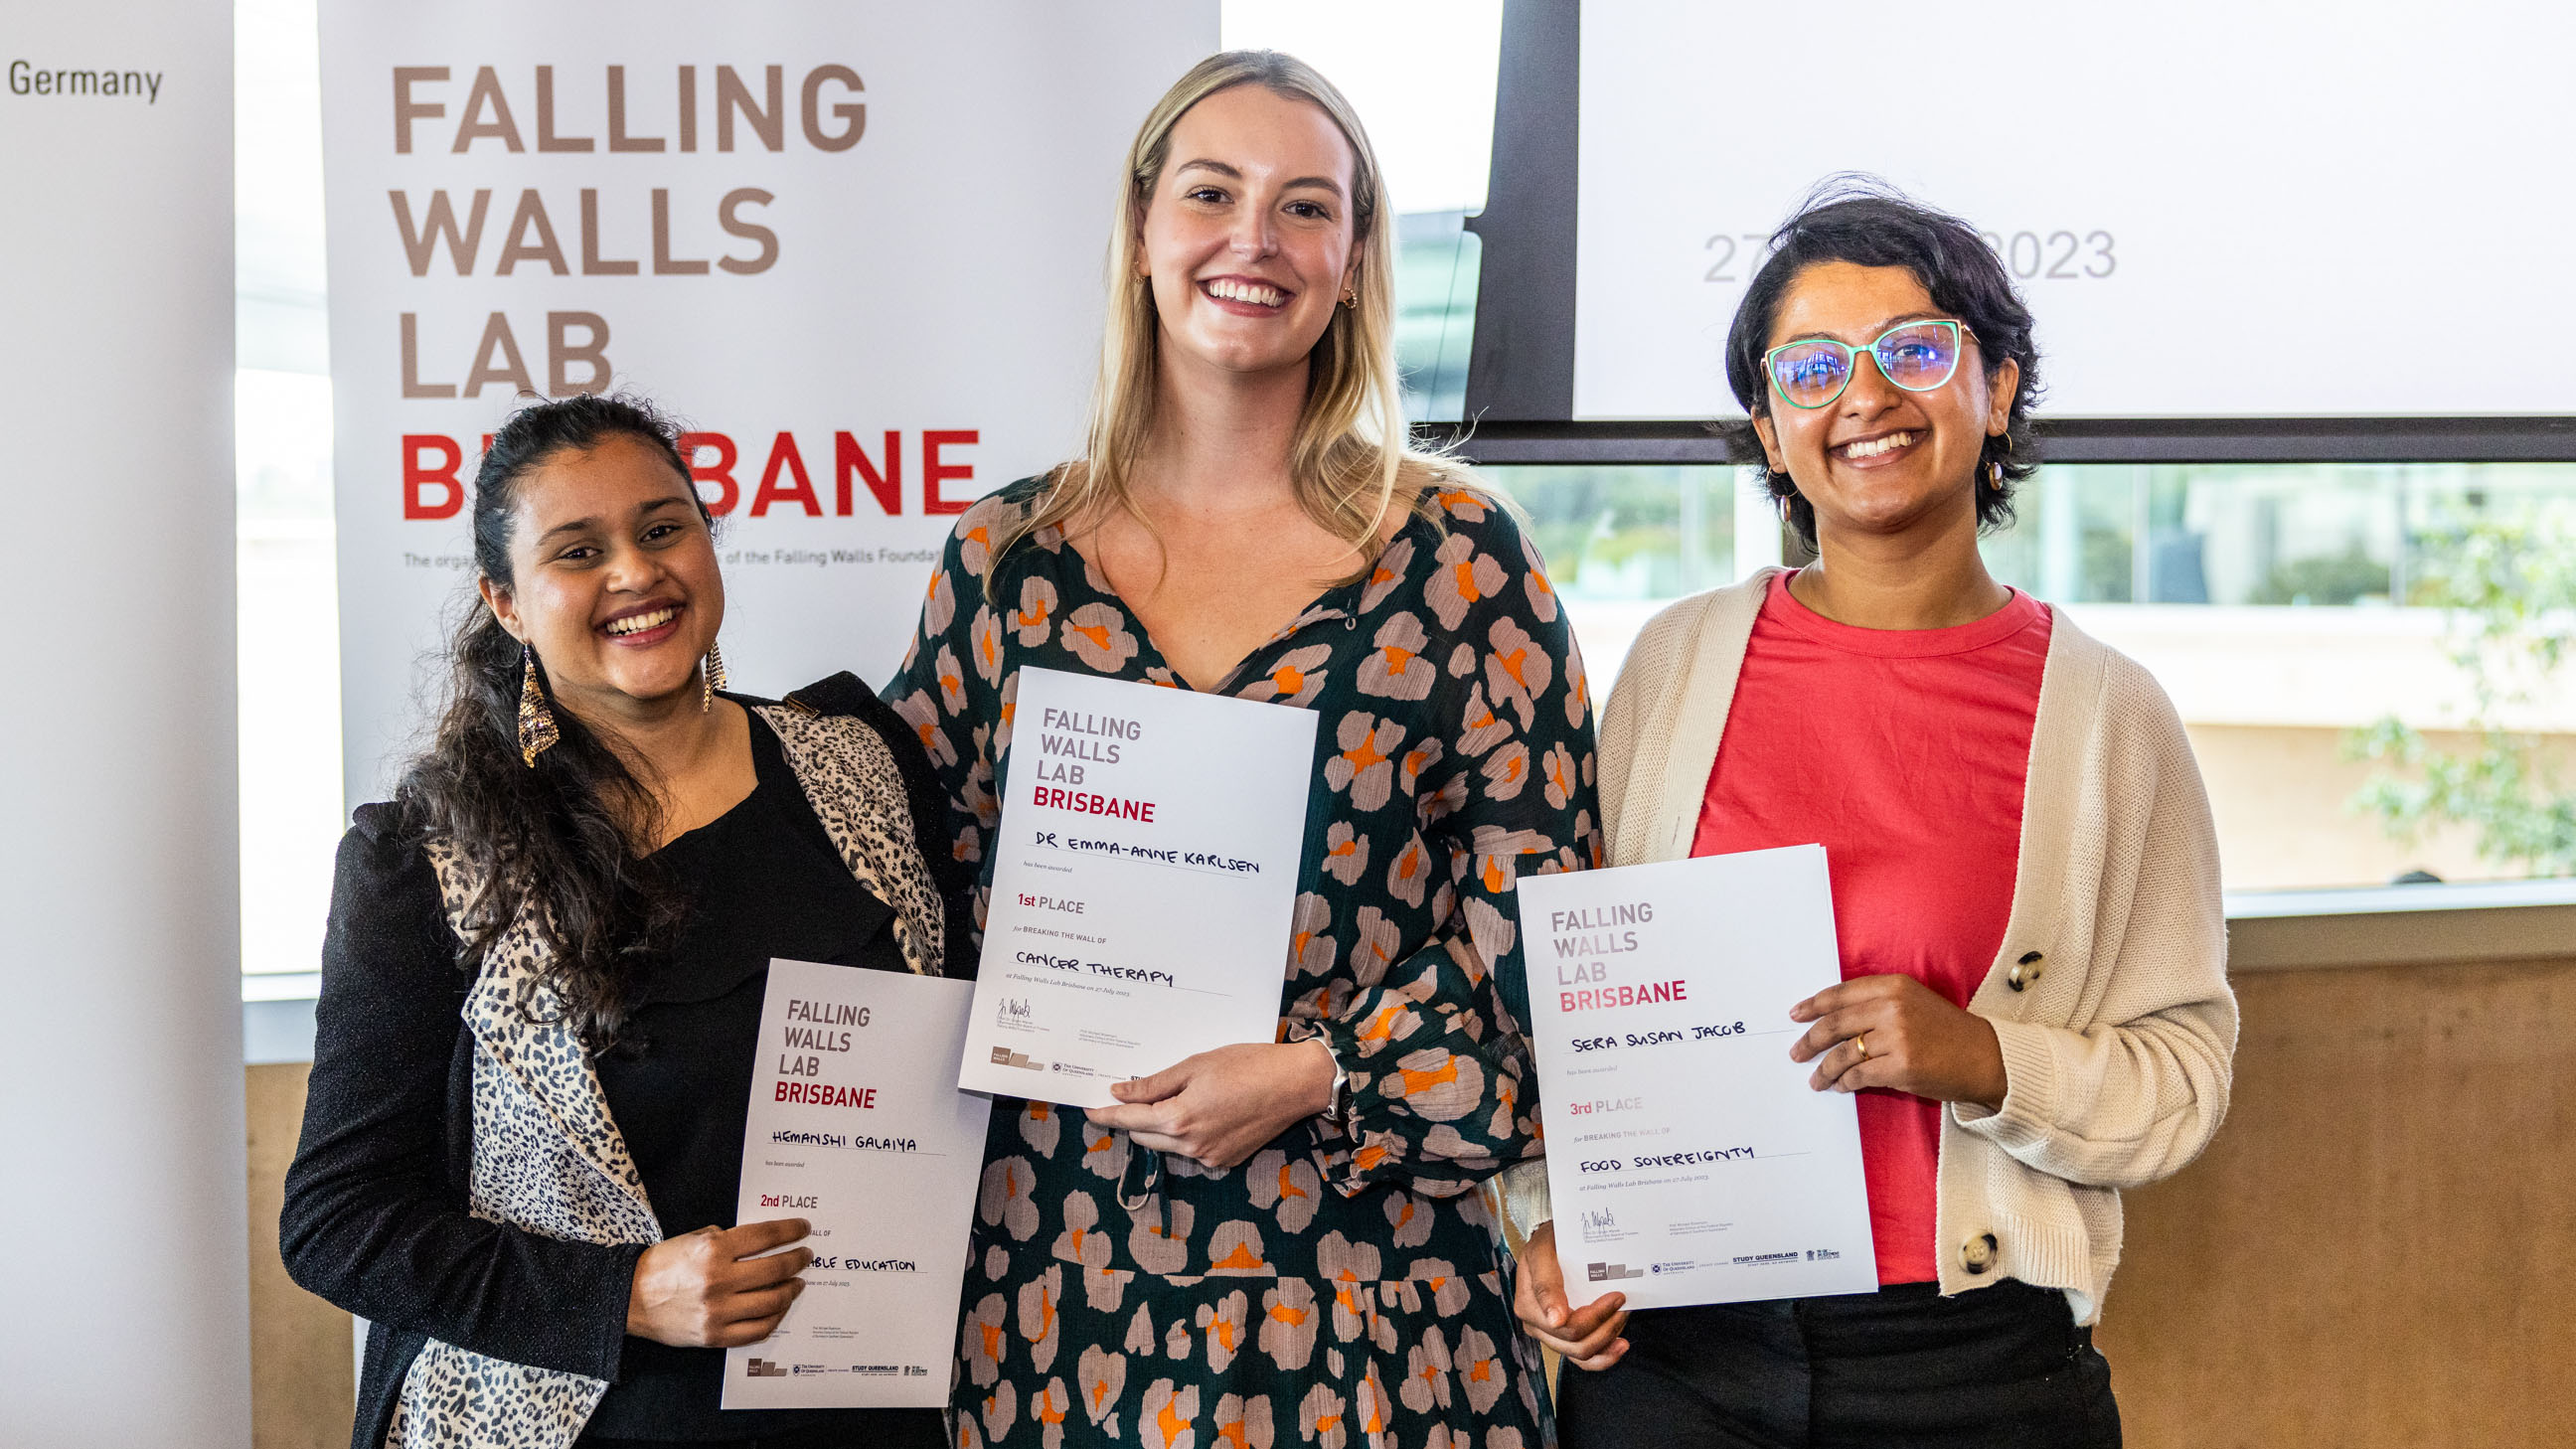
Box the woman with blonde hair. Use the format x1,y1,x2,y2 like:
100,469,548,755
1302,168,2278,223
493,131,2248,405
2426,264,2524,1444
887,50,1596,1449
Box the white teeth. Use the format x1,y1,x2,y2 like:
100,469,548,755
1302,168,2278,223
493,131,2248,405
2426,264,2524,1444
1843,430,1917,459
606,607,677,636
1208,278,1284,306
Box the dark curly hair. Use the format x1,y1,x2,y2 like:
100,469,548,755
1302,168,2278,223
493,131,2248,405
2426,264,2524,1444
394,392,711,1049
1721,177,2043,551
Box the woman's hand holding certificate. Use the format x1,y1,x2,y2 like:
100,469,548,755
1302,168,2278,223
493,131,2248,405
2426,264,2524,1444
1085,1038,1336,1169
1788,973,2008,1107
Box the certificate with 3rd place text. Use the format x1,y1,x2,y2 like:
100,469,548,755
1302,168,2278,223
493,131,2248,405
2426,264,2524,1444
1521,845,1878,1310
957,667,1318,1108
723,960,988,1408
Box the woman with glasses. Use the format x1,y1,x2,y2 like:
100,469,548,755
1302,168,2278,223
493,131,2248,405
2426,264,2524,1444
1506,185,2237,1447
887,50,1592,1449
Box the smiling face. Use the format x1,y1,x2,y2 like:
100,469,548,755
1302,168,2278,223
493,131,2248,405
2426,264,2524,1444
1137,82,1360,382
1752,260,2019,544
480,431,723,721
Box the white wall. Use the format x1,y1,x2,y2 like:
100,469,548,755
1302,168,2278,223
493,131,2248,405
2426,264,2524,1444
0,7,249,1444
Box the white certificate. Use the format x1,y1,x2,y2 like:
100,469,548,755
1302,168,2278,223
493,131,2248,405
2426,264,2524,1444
957,667,1318,1108
1521,845,1878,1310
723,960,988,1409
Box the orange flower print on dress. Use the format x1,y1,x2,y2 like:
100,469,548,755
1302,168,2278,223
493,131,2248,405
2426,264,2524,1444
1297,1381,1348,1449
1517,533,1560,623
1213,1391,1274,1449
1257,1280,1320,1370
889,477,1598,1448
1540,741,1578,811
973,605,1008,687
1391,1047,1484,1123
923,567,958,639
1076,1345,1127,1432
1032,1377,1073,1449
1052,1190,1109,1271
1356,611,1436,702
1359,538,1413,613
1320,822,1368,887
981,1156,1040,1240
1399,1324,1454,1414
1246,1148,1325,1234
1196,1290,1251,1372
1323,712,1404,813
1127,1200,1196,1276
1479,740,1531,802
1019,1263,1065,1373
1236,643,1333,708
1060,601,1139,673
1140,1380,1201,1449
1453,1326,1506,1414
1482,617,1551,729
964,1292,1010,1388
1424,534,1504,631
1382,1191,1433,1249
1347,906,1401,987
1014,574,1060,648
1020,1100,1061,1156
982,1379,1021,1444
1289,892,1337,979
888,688,956,767
1205,1219,1272,1276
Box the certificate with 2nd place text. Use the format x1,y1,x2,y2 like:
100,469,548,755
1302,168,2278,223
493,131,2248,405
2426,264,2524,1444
723,959,988,1409
1521,845,1878,1310
957,667,1318,1108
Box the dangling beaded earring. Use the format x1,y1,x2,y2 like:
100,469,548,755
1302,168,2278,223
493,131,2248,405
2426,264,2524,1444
701,641,728,714
517,645,560,766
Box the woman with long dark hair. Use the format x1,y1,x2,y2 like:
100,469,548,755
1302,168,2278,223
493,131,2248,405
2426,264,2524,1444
887,51,1595,1449
1510,185,2237,1446
281,393,973,1449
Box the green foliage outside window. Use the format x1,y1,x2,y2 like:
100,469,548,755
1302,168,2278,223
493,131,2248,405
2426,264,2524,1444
2346,519,2576,876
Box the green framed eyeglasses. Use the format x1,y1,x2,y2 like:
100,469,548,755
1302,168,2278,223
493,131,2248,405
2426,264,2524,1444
1764,319,1977,410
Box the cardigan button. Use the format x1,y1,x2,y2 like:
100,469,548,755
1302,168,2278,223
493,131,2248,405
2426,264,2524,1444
1962,1231,1999,1275
2008,950,2043,992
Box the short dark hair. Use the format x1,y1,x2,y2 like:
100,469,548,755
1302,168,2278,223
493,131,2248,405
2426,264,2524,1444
1721,177,2043,551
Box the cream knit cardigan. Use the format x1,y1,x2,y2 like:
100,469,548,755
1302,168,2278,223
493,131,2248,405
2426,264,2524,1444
1508,570,2237,1325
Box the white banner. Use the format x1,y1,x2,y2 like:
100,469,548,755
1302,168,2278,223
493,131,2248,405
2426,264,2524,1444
321,2,1218,804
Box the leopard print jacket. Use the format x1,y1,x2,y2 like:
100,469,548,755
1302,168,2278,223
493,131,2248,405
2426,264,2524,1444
386,700,947,1449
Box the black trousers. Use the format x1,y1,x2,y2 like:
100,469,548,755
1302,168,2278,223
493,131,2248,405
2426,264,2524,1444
1554,1280,2120,1449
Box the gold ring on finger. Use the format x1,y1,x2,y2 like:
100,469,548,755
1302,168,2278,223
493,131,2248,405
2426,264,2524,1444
1852,1033,1869,1060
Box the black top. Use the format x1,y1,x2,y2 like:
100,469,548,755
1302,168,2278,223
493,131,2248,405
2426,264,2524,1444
281,680,965,1449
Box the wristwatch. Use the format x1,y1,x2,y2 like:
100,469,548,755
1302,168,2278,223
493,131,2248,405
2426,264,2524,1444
1316,1036,1356,1135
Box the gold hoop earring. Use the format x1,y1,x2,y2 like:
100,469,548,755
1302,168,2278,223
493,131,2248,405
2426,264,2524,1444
701,641,727,714
517,645,560,767
1341,287,1359,309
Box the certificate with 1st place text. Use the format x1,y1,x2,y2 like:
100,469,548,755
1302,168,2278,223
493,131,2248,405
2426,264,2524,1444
957,667,1318,1108
723,960,988,1409
1521,845,1878,1310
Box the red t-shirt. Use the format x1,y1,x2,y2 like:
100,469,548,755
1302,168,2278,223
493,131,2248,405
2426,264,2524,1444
1690,570,2051,1285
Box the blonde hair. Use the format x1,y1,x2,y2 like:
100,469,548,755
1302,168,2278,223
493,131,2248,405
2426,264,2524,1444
988,50,1452,591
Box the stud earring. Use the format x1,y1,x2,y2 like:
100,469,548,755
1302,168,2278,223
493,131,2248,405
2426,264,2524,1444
701,641,728,714
517,645,560,767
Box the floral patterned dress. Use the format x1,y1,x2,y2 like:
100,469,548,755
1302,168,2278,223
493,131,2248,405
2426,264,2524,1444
886,476,1601,1449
